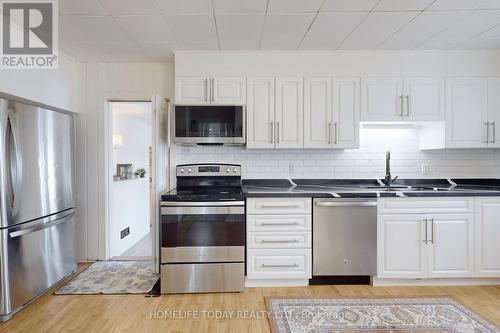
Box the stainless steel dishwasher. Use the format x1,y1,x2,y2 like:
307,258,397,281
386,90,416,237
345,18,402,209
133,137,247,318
313,198,377,277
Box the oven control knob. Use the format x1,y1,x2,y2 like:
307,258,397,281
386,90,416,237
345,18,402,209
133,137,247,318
226,168,231,173
180,168,185,173
187,168,192,173
233,168,238,173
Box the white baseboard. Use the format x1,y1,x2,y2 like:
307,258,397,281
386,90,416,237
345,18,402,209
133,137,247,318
373,277,500,286
245,278,309,287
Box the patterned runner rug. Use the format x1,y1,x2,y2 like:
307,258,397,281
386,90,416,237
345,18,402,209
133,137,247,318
265,297,499,333
54,261,159,295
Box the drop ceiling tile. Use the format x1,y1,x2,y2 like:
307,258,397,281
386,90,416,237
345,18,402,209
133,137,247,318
115,16,175,44
99,0,162,16
267,0,324,13
419,10,500,48
301,12,367,49
213,0,268,14
481,0,500,9
60,42,146,62
138,43,175,61
59,0,108,15
321,0,379,12
59,16,133,43
458,37,500,48
216,14,265,49
427,0,489,10
374,0,435,11
338,12,418,49
261,14,315,49
157,0,212,15
379,11,470,49
167,14,219,49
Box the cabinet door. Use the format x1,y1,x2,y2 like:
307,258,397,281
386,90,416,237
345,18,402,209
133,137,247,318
361,78,403,121
175,76,209,105
246,77,275,149
487,78,500,148
445,78,488,148
377,214,427,278
333,78,360,148
475,198,500,276
427,214,474,278
404,77,444,121
211,76,246,105
275,77,304,149
304,77,332,148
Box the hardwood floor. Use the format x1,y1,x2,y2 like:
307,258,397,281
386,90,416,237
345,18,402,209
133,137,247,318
0,264,498,333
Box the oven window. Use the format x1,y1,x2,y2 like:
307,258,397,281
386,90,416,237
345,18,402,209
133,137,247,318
161,213,244,247
175,105,243,138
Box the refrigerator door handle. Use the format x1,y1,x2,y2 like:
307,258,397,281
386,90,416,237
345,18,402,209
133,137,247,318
9,210,75,238
6,113,22,212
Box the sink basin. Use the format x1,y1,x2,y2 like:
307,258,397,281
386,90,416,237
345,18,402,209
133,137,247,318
362,186,449,192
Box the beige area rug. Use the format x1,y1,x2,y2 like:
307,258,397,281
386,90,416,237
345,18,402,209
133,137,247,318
54,261,159,295
265,297,499,333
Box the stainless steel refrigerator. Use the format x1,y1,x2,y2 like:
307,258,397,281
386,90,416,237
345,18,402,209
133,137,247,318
0,96,76,321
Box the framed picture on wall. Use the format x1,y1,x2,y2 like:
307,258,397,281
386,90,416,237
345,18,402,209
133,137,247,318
116,164,133,180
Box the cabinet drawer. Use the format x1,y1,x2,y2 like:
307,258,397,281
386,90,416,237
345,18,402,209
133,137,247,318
247,215,311,231
247,249,311,279
378,198,473,214
246,198,311,214
247,231,311,249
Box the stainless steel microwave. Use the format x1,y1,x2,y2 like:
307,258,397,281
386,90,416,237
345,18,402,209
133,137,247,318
173,105,245,145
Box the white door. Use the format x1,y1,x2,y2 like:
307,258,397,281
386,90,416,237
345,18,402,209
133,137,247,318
211,76,246,105
275,77,304,149
403,77,444,121
445,78,488,148
333,78,360,148
377,214,427,278
475,198,500,276
487,78,500,148
427,214,474,278
175,76,209,105
361,77,404,121
304,77,332,148
246,77,275,149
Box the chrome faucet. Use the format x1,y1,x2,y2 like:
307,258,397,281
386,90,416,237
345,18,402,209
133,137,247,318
384,150,398,187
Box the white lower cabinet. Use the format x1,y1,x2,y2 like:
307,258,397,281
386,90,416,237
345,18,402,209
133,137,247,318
475,198,500,276
246,198,312,286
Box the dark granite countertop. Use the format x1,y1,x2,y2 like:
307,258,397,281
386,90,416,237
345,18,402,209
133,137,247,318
242,178,500,198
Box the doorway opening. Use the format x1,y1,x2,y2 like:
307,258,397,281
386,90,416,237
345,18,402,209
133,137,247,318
108,101,153,260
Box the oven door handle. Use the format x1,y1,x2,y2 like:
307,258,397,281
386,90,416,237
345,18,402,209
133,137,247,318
161,201,244,207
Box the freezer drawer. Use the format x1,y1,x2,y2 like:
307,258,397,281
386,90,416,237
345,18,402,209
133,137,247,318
0,210,76,320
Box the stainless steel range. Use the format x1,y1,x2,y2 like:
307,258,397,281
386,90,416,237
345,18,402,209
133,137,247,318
160,164,245,293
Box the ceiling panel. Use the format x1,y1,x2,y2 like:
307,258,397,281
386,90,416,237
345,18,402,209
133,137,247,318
167,14,219,49
301,12,367,49
379,11,470,49
216,14,265,49
60,42,147,61
115,16,175,44
427,0,489,10
99,0,161,16
59,0,108,15
59,16,133,43
338,12,418,49
261,14,315,49
481,0,500,9
419,10,500,49
457,22,500,48
267,0,324,13
374,0,435,12
138,43,175,61
213,0,268,14
321,0,379,12
157,0,212,15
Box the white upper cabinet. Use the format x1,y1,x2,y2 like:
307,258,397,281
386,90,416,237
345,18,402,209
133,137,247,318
445,78,488,148
275,77,304,149
246,77,275,149
403,78,444,121
487,78,500,148
304,77,332,149
175,76,245,105
333,78,360,148
475,198,500,277
175,76,210,105
361,77,404,121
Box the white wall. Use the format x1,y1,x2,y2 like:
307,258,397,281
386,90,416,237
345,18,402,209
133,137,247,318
110,102,151,257
0,53,80,112
79,62,174,261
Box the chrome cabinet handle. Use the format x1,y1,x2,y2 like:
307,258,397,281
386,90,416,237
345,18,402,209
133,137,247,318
491,121,496,144
406,95,410,117
261,263,298,268
205,78,208,102
315,201,377,207
270,121,274,144
276,122,280,144
429,218,434,244
399,95,404,117
260,239,299,243
484,122,490,144
422,219,428,244
211,78,215,102
259,204,301,208
260,222,299,226
334,122,338,145
328,122,331,144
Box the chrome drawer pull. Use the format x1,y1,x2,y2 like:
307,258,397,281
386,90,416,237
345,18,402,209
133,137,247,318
260,239,299,243
259,204,301,208
260,222,299,226
261,263,298,268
